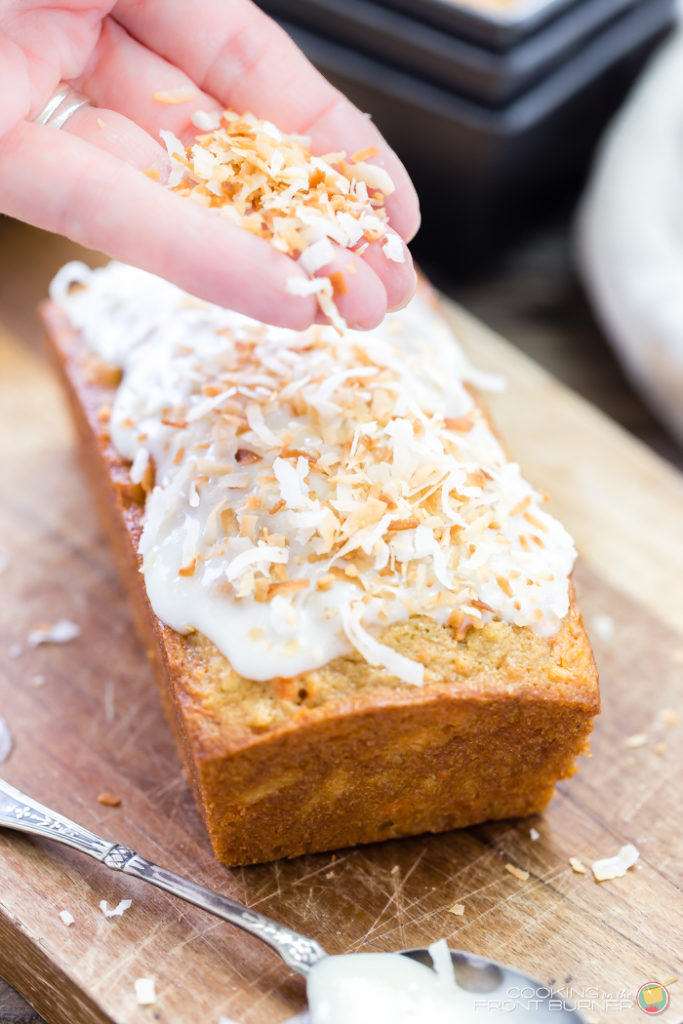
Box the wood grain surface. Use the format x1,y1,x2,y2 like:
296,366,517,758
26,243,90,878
0,224,682,1024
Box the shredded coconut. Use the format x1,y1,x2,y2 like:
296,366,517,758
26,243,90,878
0,716,12,763
153,86,197,105
100,898,132,918
591,844,639,881
27,619,80,648
59,910,75,926
134,978,156,1006
382,233,406,263
162,111,399,330
505,864,529,881
591,613,614,642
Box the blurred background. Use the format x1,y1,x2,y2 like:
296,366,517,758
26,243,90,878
256,0,674,266
251,0,683,465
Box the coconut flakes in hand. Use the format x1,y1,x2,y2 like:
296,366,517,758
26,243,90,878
162,111,400,331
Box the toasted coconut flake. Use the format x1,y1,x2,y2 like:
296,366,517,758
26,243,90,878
298,237,334,275
226,543,288,583
569,857,587,874
382,233,405,263
134,978,156,1006
162,110,399,327
350,146,380,163
191,109,221,131
341,603,424,686
27,619,80,648
100,898,132,918
329,270,348,296
273,456,309,509
97,792,121,807
285,276,328,298
591,844,639,881
591,612,614,642
505,864,529,882
153,86,197,104
344,160,395,195
447,903,466,916
235,447,261,465
0,716,12,764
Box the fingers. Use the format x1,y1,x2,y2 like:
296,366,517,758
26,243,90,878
59,103,413,324
299,97,420,244
353,232,416,312
76,18,222,145
112,0,420,240
316,245,387,331
0,120,317,329
63,104,170,177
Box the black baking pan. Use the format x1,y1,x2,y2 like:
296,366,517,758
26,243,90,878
279,0,674,269
258,0,647,105
368,0,585,49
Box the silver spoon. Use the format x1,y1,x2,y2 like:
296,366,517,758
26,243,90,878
0,777,585,1021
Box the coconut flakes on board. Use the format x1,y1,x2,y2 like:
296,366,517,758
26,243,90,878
100,898,132,918
26,619,80,648
160,110,401,331
0,716,12,763
591,843,639,881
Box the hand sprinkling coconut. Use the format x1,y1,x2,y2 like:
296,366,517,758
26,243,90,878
0,0,419,331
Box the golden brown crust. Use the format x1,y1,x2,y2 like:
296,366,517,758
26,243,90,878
41,299,600,865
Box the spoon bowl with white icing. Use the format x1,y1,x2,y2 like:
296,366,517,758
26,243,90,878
0,778,586,1022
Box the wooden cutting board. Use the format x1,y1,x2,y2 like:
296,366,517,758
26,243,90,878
0,241,681,1024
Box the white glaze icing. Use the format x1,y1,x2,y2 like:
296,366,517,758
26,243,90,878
51,261,576,685
306,949,512,1023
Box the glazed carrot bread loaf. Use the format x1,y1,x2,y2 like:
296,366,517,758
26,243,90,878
44,261,599,866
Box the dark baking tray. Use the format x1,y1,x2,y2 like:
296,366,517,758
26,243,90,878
368,0,585,49
258,0,646,105
279,0,674,268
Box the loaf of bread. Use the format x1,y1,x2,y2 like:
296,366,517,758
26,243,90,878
43,261,599,866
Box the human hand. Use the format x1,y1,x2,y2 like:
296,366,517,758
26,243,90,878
0,0,420,330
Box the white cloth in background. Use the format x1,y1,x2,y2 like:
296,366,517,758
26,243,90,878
576,27,683,446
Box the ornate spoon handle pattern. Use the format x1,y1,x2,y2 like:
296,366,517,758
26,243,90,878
0,777,326,975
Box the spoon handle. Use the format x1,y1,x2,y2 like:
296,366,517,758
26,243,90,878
0,777,326,975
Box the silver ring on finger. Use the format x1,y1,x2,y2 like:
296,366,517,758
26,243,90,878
34,83,91,130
